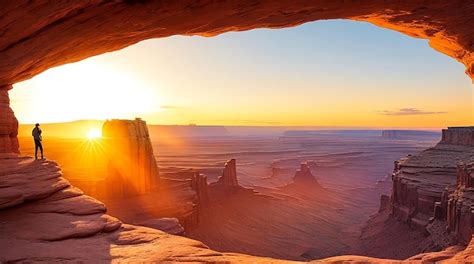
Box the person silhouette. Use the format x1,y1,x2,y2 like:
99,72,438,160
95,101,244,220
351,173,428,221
32,123,44,160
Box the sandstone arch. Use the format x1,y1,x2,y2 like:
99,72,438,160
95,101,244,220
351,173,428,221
1,1,473,153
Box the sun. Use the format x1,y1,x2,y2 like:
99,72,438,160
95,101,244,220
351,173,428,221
86,128,102,140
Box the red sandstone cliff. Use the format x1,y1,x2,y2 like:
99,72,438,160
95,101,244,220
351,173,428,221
0,85,18,154
388,127,474,248
214,158,239,187
441,127,474,146
102,118,159,196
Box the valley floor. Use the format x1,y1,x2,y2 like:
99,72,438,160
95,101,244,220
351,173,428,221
18,132,439,260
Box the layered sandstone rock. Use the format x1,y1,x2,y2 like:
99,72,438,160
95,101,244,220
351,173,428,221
102,118,159,197
215,159,239,187
389,128,474,246
390,144,474,230
134,217,185,236
157,169,210,229
0,85,18,154
441,127,474,146
191,171,210,209
443,162,474,245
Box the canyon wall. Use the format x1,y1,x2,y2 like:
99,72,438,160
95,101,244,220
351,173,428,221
102,118,159,197
441,127,474,146
0,85,18,153
191,172,210,210
444,162,474,245
390,127,474,245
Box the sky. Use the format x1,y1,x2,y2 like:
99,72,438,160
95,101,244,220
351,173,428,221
10,20,474,128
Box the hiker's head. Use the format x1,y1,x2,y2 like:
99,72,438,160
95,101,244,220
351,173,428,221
35,123,40,127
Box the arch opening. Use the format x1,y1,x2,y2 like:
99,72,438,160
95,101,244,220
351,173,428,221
7,19,474,261
1,2,474,263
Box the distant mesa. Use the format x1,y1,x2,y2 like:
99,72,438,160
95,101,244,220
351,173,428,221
440,126,474,146
148,125,229,139
293,162,320,185
284,130,381,137
381,130,441,140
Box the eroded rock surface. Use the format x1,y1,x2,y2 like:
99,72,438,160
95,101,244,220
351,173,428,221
391,142,474,230
0,85,18,154
441,127,474,146
134,217,185,236
215,158,239,187
380,127,474,256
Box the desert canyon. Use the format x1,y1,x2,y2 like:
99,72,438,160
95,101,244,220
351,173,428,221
2,1,474,263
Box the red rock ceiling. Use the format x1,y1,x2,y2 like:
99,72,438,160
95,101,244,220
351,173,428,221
0,0,473,89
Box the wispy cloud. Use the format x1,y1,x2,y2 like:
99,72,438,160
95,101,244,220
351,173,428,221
160,105,184,110
378,108,447,116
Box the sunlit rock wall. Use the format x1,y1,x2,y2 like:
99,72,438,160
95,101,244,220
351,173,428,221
0,85,19,153
102,118,159,197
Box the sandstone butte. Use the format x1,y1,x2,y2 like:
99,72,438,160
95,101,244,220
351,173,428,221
1,1,474,263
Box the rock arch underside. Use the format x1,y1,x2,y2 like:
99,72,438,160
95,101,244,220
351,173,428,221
1,1,474,263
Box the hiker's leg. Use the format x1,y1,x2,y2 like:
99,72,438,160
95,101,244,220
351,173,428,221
38,141,44,159
34,140,38,159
